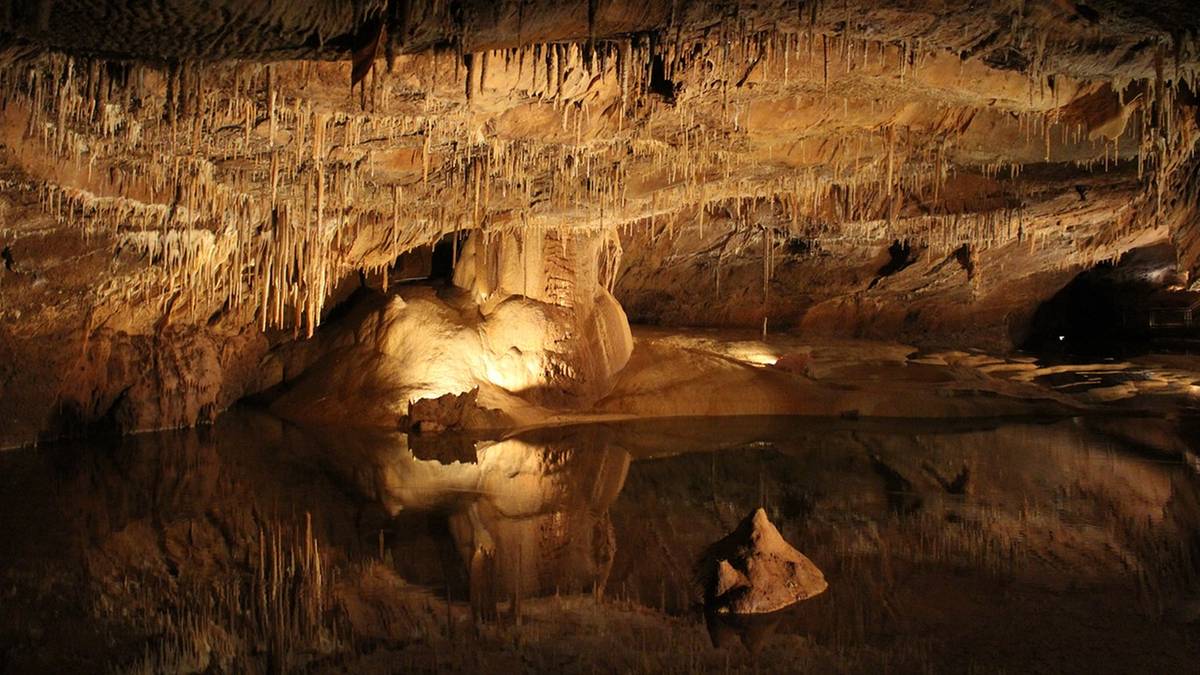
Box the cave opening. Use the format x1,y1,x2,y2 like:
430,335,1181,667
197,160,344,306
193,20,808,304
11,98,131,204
1022,244,1192,358
868,238,919,288
429,231,466,283
878,239,916,276
648,53,678,102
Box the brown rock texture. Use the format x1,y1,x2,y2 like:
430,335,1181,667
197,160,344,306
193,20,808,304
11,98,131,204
0,1,1197,442
699,507,828,615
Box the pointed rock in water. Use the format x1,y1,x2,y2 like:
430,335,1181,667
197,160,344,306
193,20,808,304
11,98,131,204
700,508,827,615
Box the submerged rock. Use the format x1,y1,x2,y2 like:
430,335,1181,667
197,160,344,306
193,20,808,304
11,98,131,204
699,508,827,616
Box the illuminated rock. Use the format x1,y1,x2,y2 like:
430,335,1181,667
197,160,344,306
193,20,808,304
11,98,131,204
1,1,1198,447
266,228,633,428
700,508,827,615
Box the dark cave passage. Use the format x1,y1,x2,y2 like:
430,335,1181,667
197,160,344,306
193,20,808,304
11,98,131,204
1022,245,1195,358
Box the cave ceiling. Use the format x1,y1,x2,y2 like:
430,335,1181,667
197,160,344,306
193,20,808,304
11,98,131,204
0,0,1198,339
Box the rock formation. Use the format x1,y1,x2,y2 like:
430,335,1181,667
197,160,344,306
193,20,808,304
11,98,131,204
0,1,1198,443
262,228,633,428
699,507,827,616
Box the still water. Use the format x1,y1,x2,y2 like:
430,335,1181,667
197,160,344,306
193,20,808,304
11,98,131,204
1,410,1198,673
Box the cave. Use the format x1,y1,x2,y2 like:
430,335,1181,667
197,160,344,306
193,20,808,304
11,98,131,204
1,1,1200,673
1023,244,1198,357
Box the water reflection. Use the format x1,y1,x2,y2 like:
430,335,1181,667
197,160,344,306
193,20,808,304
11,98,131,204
705,607,792,653
233,411,1200,625
1,410,1199,671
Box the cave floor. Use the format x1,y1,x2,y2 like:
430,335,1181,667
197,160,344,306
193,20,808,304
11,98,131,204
508,328,1200,430
1,400,1198,673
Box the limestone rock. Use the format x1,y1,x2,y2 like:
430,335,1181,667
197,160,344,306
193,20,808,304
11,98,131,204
699,508,827,615
405,388,480,434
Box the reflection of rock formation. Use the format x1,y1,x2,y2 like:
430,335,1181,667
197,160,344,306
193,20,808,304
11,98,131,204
1163,472,1200,621
302,421,632,619
459,436,628,618
6,409,1200,671
0,410,374,593
610,416,1200,619
704,607,793,654
868,453,924,515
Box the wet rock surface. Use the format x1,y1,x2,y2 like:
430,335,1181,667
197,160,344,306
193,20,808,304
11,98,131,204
699,508,828,620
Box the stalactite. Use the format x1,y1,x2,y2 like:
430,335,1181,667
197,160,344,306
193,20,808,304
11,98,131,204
3,18,1194,339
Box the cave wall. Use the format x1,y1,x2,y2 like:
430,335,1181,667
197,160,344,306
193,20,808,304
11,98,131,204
613,164,1176,350
0,1,1198,444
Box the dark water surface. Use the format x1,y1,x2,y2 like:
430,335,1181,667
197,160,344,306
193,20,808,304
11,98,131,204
1,410,1198,673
